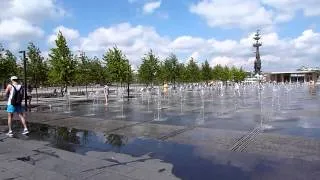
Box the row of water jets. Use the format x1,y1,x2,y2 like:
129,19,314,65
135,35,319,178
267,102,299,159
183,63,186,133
137,82,311,126
51,82,314,130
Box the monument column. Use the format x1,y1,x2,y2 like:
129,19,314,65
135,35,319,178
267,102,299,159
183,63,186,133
253,30,262,75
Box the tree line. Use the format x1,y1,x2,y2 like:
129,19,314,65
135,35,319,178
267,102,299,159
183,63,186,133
1,32,247,91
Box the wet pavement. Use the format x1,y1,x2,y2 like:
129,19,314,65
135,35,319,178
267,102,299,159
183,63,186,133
0,120,320,179
24,84,320,139
1,121,320,180
1,84,320,179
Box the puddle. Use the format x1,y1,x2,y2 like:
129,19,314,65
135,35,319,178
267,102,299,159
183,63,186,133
0,120,257,180
1,118,320,179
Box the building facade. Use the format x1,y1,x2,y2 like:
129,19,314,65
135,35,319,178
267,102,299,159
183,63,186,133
265,70,319,83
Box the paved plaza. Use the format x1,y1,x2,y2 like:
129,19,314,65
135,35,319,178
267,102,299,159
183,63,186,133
1,84,320,179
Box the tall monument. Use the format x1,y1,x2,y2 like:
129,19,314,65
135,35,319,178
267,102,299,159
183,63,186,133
253,30,262,75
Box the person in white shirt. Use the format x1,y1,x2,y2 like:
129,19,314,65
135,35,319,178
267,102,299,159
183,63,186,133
5,76,29,136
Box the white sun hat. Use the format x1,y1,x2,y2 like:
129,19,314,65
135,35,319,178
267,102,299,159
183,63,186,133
10,76,18,81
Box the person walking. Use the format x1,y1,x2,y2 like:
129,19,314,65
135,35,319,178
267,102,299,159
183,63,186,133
5,76,29,136
27,84,33,106
104,85,109,105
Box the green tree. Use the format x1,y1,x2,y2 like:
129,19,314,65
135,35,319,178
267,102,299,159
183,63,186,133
74,52,91,95
230,66,237,82
176,63,186,83
238,67,247,82
157,61,166,84
201,60,212,85
27,42,48,100
138,50,159,87
212,64,224,81
91,56,108,85
103,46,129,86
221,66,232,83
74,52,89,85
185,58,200,83
230,66,247,82
0,48,18,88
48,31,76,91
163,54,179,87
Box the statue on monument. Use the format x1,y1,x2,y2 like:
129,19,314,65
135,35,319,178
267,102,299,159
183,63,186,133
253,30,262,75
254,51,261,74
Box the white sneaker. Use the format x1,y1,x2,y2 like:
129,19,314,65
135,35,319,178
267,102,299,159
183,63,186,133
22,129,29,135
6,131,13,136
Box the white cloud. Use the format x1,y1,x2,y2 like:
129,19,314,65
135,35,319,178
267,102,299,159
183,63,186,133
0,0,66,50
41,51,50,60
190,0,273,29
0,18,44,41
262,0,320,17
0,0,66,22
190,0,320,29
62,22,320,71
74,23,170,68
188,52,200,61
48,26,80,46
170,36,205,51
143,1,161,14
210,56,239,67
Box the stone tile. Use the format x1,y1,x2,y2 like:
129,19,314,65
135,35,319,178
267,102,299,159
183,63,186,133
25,112,72,123
125,159,175,176
113,123,184,139
0,160,67,180
83,170,137,180
0,167,24,180
167,127,243,151
126,167,180,180
85,151,149,163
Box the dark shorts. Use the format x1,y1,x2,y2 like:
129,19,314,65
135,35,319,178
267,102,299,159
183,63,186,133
7,105,24,113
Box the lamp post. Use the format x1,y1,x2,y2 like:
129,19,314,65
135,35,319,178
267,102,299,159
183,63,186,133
19,50,28,109
127,60,130,99
0,47,4,90
84,68,89,99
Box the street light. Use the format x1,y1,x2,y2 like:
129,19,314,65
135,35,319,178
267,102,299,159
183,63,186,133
19,50,28,109
127,60,130,98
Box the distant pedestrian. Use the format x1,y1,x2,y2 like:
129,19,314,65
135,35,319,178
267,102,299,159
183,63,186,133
27,84,32,106
5,76,29,136
163,82,168,96
53,89,57,96
234,82,240,96
60,86,65,96
104,85,109,105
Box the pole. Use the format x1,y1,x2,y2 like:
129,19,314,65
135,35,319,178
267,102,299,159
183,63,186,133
19,51,28,109
127,61,130,98
127,72,130,98
23,52,27,109
85,84,88,99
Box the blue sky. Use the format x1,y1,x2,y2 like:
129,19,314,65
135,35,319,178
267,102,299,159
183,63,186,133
1,0,320,71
